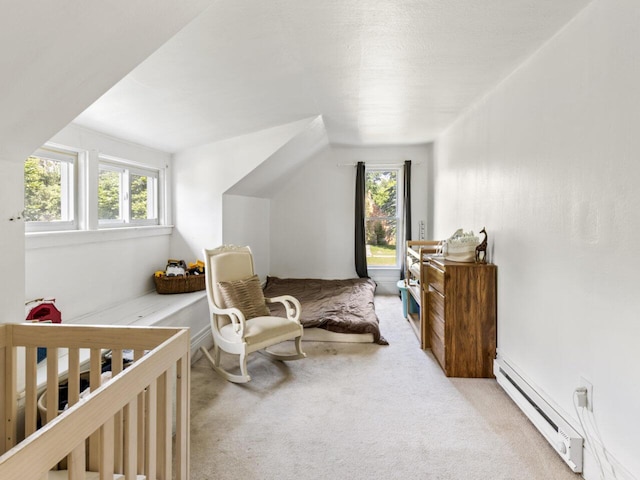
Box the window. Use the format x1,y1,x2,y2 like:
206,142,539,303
98,158,159,227
365,168,401,267
24,143,165,235
24,147,77,232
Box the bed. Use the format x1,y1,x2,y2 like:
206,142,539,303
263,276,387,345
0,323,190,480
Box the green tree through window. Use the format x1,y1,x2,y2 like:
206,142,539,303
130,174,149,220
98,162,158,225
24,148,76,230
365,170,399,267
98,168,122,220
24,156,62,222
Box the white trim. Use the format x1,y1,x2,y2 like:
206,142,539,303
365,166,403,269
191,325,213,362
25,225,173,250
24,146,79,232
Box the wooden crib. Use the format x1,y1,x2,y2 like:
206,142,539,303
0,323,190,479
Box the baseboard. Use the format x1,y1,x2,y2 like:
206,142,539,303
191,325,212,364
368,269,401,295
373,280,400,295
496,352,637,480
494,356,583,472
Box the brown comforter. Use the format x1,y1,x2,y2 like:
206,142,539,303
263,276,388,345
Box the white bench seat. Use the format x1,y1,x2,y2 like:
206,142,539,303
67,290,207,328
31,290,209,390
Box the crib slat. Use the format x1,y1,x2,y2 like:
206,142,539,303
99,418,115,480
45,347,59,425
135,349,145,476
144,380,157,480
25,346,38,437
111,349,124,376
157,370,172,480
176,353,190,480
88,348,102,472
111,349,124,474
0,345,4,456
0,344,3,454
68,348,81,407
66,348,87,480
123,399,138,480
2,341,17,453
68,439,87,480
0,327,190,480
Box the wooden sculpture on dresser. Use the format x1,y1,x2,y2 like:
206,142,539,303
475,227,488,263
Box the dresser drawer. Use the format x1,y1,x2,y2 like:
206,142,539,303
428,288,445,369
428,288,444,324
429,304,445,342
427,263,445,294
430,327,445,369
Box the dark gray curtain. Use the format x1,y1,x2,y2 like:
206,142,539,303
355,161,369,278
400,160,412,280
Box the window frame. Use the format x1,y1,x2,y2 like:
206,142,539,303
98,155,160,228
24,146,79,233
24,142,168,239
364,166,404,269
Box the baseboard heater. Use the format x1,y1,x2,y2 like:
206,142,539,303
494,357,583,473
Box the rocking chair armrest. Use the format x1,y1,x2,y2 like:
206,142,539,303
210,304,247,337
266,295,302,324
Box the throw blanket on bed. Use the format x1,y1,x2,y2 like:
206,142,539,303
263,276,388,345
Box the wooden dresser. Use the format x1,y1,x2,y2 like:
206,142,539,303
424,257,497,378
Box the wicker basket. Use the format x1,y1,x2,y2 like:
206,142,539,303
153,274,205,294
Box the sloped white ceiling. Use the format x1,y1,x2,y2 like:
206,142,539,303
0,0,211,163
226,116,329,198
74,0,592,153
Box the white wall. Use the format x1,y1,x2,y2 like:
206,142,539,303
269,144,431,291
25,125,173,321
171,119,318,262
0,1,211,326
222,194,271,280
433,0,640,477
0,160,25,325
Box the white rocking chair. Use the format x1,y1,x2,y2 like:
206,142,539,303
200,245,306,383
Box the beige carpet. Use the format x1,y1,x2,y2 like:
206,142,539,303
190,295,578,480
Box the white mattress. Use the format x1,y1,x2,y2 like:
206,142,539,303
302,327,374,343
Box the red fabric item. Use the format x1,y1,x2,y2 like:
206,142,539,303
26,301,62,323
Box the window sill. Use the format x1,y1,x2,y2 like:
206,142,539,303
26,225,173,250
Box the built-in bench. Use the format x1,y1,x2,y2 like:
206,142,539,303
66,289,210,356
33,290,210,386
68,290,206,326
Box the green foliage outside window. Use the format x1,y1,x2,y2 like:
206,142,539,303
365,171,397,246
130,174,149,220
98,169,152,221
24,156,62,222
25,149,157,228
365,170,399,266
98,169,121,220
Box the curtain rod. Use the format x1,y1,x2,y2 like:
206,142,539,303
336,161,422,167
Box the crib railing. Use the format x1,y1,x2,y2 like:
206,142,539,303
0,323,190,480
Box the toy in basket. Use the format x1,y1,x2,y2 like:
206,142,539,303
154,259,205,294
